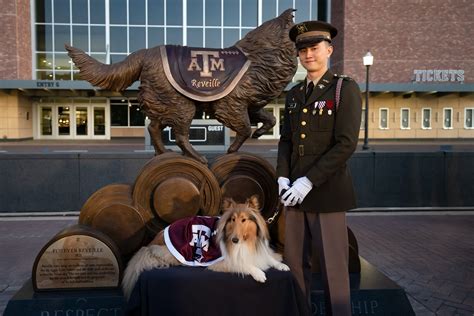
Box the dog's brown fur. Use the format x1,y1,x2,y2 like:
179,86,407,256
66,9,297,163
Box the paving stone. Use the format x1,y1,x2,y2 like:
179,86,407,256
408,295,435,315
462,294,474,307
440,301,474,313
445,289,469,304
436,304,458,315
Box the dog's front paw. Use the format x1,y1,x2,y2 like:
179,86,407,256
250,268,267,283
275,262,290,271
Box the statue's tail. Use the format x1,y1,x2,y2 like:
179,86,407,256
65,44,146,91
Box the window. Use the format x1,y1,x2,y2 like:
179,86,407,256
401,108,410,129
443,108,453,129
379,108,388,129
111,101,128,126
422,108,431,129
34,0,322,80
130,103,146,126
465,108,473,129
110,99,145,127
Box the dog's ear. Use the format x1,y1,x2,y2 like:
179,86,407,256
246,195,260,210
250,209,270,241
222,197,236,213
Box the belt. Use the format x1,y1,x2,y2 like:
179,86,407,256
298,144,324,157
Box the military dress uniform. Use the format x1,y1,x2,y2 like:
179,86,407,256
277,68,362,315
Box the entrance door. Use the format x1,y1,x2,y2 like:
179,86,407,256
35,102,110,139
93,106,106,137
57,106,72,137
75,106,89,138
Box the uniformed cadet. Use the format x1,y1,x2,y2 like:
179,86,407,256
276,20,362,316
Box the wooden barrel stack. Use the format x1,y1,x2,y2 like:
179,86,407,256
78,151,361,273
79,152,222,258
210,152,279,221
79,184,146,257
132,152,222,235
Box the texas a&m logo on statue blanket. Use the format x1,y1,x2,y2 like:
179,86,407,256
160,45,250,102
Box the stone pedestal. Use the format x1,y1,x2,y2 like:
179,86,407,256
310,257,415,316
4,280,125,316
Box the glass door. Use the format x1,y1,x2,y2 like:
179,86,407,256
40,107,53,137
75,106,89,137
57,106,72,137
35,100,110,139
93,107,106,136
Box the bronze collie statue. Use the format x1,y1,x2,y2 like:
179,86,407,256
66,9,297,163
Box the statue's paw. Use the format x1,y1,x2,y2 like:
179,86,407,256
154,149,173,156
189,154,208,164
227,145,239,153
251,130,264,139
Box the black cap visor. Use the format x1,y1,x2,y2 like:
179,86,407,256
295,36,331,50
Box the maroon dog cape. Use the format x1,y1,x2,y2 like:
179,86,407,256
164,216,223,266
160,45,251,102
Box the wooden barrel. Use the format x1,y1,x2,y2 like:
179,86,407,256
210,152,279,221
132,152,221,235
80,184,133,224
79,184,146,257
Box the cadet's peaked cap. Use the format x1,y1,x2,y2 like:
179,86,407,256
289,20,338,50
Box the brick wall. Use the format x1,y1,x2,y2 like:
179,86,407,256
0,0,32,80
331,0,474,84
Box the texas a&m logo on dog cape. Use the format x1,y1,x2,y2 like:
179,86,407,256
164,216,223,266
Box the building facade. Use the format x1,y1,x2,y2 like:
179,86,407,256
0,0,473,141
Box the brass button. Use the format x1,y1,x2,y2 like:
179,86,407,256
301,121,307,126
300,133,306,139
303,108,308,113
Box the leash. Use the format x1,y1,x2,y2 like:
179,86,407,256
266,203,283,225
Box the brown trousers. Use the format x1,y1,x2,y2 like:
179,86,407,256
284,208,351,316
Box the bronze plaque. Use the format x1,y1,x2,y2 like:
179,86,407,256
33,225,122,291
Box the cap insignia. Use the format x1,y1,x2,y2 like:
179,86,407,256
297,24,309,35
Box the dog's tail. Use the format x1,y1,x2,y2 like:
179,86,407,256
122,245,174,299
65,44,146,91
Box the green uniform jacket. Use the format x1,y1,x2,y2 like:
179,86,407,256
276,70,362,213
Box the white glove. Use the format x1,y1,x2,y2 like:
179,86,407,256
277,177,291,196
281,177,313,207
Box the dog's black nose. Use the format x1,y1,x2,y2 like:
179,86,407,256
232,237,239,244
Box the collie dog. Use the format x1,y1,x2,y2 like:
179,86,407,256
122,196,289,298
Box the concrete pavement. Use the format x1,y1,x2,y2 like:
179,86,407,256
0,212,473,315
